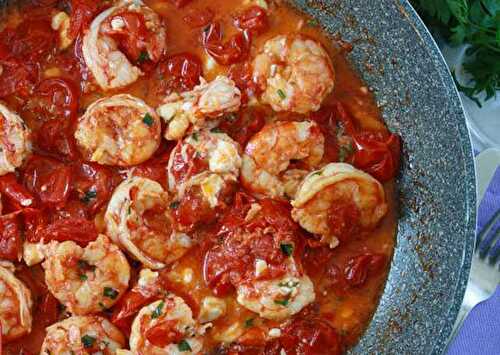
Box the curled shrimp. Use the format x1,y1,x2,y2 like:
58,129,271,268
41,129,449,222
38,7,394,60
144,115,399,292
252,34,335,113
157,76,241,141
291,163,388,248
0,103,31,176
129,295,204,354
41,315,126,354
82,0,166,90
75,94,161,166
241,120,324,199
105,176,193,269
43,235,131,315
0,265,33,343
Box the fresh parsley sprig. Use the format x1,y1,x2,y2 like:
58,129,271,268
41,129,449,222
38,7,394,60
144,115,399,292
411,0,500,106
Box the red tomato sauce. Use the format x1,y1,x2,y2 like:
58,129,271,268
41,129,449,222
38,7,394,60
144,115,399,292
0,0,399,353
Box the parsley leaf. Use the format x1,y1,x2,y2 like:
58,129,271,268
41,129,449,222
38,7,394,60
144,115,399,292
410,0,500,104
274,297,289,306
170,201,180,209
280,243,294,257
277,89,286,100
143,113,154,126
151,300,165,319
245,318,254,327
178,340,192,352
103,287,119,299
80,189,97,204
137,50,150,64
81,335,96,348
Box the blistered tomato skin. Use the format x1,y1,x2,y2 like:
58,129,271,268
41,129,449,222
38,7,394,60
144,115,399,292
203,22,251,66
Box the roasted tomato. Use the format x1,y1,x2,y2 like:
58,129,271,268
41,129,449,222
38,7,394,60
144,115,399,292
111,289,156,332
218,107,265,146
0,213,22,261
234,6,268,35
183,7,214,28
68,0,100,39
36,119,79,160
327,199,361,243
155,53,203,95
31,78,79,121
169,0,192,8
22,155,72,208
344,253,387,287
202,22,251,65
145,320,184,348
228,62,260,104
0,174,36,211
352,131,401,182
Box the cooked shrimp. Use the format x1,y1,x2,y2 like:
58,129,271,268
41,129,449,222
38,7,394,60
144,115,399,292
41,315,126,355
0,265,33,343
0,103,31,176
82,0,166,90
252,34,335,113
43,235,131,315
105,176,193,269
157,76,241,141
291,163,388,248
241,120,324,199
129,295,203,354
75,94,161,166
167,130,241,229
236,258,315,321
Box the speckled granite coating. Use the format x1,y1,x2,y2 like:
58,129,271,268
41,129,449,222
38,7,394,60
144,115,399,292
290,0,476,354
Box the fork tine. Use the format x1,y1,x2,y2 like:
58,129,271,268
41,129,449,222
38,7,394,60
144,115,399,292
477,209,500,254
486,228,500,264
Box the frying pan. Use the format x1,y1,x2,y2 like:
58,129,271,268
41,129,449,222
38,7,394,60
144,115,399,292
0,0,476,353
290,1,476,354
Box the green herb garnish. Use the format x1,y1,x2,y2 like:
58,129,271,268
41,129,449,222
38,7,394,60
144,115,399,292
338,142,354,162
280,243,294,257
151,300,165,319
178,339,192,352
81,189,97,204
410,0,500,105
192,132,199,141
103,287,119,300
277,89,286,100
170,201,180,209
143,113,154,126
210,127,223,133
307,18,319,26
79,274,88,281
137,50,150,64
81,335,96,348
245,318,254,328
274,298,289,306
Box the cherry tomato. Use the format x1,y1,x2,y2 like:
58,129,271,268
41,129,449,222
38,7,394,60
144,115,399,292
101,11,150,64
0,174,36,211
0,60,40,98
172,189,217,230
111,289,157,333
202,246,235,296
280,318,343,355
344,253,387,287
32,78,79,120
218,108,265,146
22,155,72,208
145,320,184,347
183,7,214,28
132,146,173,188
234,6,268,35
37,293,59,327
352,131,401,182
36,119,79,160
37,217,98,245
0,213,22,261
5,20,55,62
22,208,48,243
169,144,208,184
228,62,260,105
327,199,360,243
202,22,251,65
169,0,192,8
156,53,203,95
68,0,100,39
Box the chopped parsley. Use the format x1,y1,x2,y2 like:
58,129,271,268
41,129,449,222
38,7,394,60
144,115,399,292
274,297,289,306
338,142,354,162
178,339,192,352
79,274,88,281
170,201,180,209
143,113,154,126
277,89,286,100
280,243,294,257
312,171,322,176
210,127,223,133
81,335,96,348
192,132,199,141
103,287,119,300
307,18,319,26
77,260,96,272
225,113,237,121
151,300,165,319
81,189,97,204
245,318,254,328
137,50,150,64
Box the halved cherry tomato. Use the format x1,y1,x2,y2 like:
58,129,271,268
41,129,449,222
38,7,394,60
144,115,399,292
172,189,217,230
111,289,157,332
22,155,72,208
327,199,360,243
202,22,251,65
0,174,36,211
132,145,173,188
37,293,59,327
0,213,22,261
279,318,343,355
234,6,268,35
145,320,184,347
344,253,387,287
218,107,265,146
228,62,260,105
183,7,214,28
23,208,48,243
68,0,100,39
36,119,79,160
2,20,55,62
0,60,40,98
32,78,79,121
37,217,98,245
202,246,235,296
352,131,401,182
156,53,203,94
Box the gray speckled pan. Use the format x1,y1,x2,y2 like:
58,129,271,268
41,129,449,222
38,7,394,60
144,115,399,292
290,0,476,354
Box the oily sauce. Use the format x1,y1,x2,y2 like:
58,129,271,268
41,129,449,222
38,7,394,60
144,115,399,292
0,0,400,353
